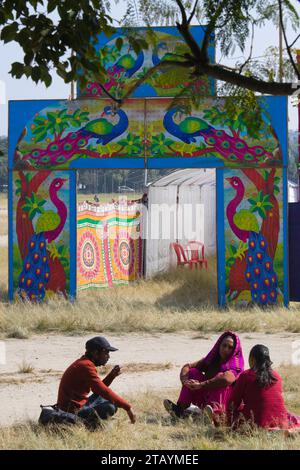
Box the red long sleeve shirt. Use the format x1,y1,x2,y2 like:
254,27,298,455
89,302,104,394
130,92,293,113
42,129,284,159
229,369,288,428
57,356,131,413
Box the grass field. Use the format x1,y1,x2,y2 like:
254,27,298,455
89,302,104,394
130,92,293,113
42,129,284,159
2,266,300,337
1,190,300,449
0,364,300,450
1,192,300,336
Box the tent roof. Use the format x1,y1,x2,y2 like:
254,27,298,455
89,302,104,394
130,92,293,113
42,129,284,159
151,169,215,187
151,170,297,189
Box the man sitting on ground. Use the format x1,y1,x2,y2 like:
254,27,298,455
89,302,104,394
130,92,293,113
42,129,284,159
57,336,136,426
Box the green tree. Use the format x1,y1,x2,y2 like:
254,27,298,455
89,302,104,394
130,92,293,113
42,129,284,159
0,0,115,87
288,130,298,183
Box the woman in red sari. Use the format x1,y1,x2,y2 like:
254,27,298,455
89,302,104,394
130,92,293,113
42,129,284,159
163,331,244,418
228,344,300,431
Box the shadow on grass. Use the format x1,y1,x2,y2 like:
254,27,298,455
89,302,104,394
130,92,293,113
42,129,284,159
153,269,218,311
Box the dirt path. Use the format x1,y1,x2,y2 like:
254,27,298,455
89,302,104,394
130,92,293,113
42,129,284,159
0,331,299,426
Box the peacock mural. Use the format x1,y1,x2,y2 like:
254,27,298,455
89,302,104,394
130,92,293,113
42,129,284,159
14,98,282,171
224,169,283,305
13,172,70,301
107,48,144,79
79,27,214,99
20,105,129,169
85,48,145,98
162,106,278,165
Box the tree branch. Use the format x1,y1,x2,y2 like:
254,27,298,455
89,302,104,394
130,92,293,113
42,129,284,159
187,0,199,25
278,0,300,79
196,61,299,95
242,168,265,191
98,84,122,104
30,171,51,193
200,0,229,63
175,0,204,63
239,21,255,75
289,33,300,49
175,0,188,24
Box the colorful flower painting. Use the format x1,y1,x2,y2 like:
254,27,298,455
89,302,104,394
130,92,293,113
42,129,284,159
77,201,142,290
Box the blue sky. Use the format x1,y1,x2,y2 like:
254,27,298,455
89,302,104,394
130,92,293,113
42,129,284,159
0,1,299,136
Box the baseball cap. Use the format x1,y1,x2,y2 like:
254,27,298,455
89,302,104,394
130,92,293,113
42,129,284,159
85,336,118,352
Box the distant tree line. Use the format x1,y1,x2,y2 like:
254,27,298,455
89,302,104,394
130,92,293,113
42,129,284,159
0,136,8,190
77,168,169,194
288,130,299,184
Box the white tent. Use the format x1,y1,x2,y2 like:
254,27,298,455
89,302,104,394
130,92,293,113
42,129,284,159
145,169,216,278
288,181,299,202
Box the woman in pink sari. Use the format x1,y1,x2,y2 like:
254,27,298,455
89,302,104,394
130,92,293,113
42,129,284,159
164,331,244,419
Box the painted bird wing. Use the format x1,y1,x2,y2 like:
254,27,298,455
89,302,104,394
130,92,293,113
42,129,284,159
233,209,259,233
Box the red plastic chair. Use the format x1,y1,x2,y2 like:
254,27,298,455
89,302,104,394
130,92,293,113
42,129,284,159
170,242,190,268
186,241,208,270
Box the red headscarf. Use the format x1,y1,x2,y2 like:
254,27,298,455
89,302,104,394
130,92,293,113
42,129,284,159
202,331,244,377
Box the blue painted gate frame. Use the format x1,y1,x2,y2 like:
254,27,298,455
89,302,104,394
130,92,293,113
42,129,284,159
7,96,289,306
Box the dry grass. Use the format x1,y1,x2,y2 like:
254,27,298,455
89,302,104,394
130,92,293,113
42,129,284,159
0,369,62,385
17,361,35,374
0,246,8,302
0,193,7,236
1,265,300,335
1,195,300,335
101,362,173,375
6,326,29,339
0,363,172,386
0,364,300,450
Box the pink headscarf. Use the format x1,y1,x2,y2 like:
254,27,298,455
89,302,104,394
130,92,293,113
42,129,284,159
202,331,244,377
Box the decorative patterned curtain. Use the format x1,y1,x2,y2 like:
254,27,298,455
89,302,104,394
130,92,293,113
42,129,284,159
77,200,143,290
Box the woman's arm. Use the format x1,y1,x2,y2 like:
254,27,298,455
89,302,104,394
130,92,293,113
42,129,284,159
185,370,236,391
227,372,246,410
180,359,204,384
200,370,236,390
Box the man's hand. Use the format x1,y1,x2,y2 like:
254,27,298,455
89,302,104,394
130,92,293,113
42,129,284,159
127,407,136,424
109,365,122,380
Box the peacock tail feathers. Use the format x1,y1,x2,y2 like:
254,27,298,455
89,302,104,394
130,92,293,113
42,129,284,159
202,128,271,163
233,209,259,233
18,232,50,302
245,231,278,305
36,211,61,234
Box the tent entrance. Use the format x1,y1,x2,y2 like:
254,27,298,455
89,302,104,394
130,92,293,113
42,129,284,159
76,168,218,305
145,168,218,303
